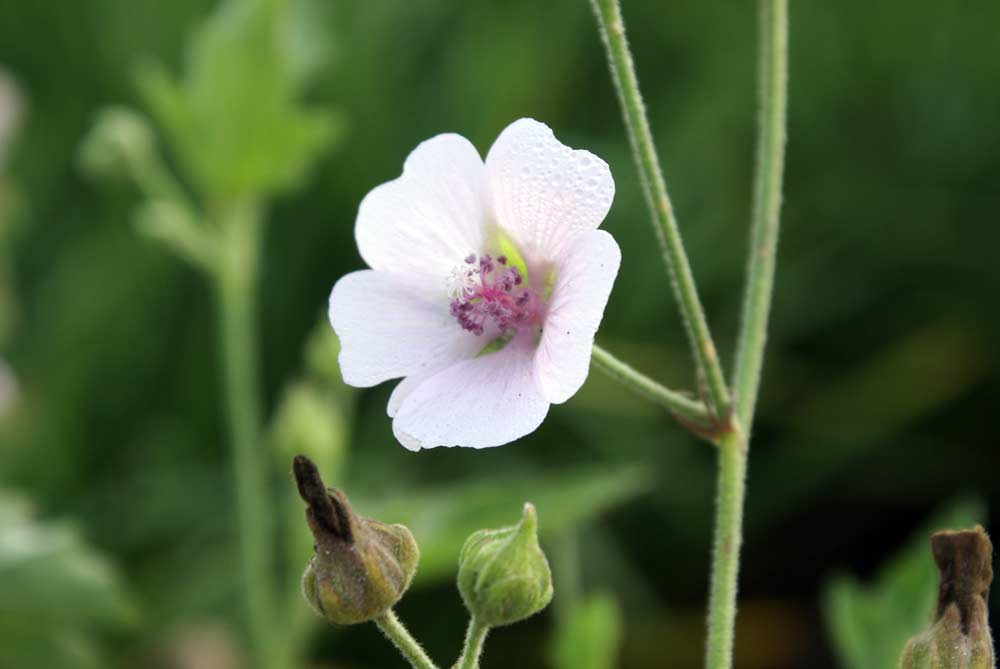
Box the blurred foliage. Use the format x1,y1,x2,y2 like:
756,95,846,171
0,491,134,669
0,68,21,351
270,322,353,484
139,0,340,201
823,498,986,669
369,464,650,585
0,0,997,667
549,592,624,669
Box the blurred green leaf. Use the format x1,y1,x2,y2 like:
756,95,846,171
138,0,339,200
0,490,136,669
271,380,348,483
822,498,985,669
302,326,355,406
362,465,651,584
0,165,22,347
549,592,623,669
271,321,355,577
269,321,357,664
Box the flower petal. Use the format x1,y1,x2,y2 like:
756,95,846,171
356,133,490,278
329,270,480,387
486,119,614,263
387,372,434,418
392,340,549,450
534,230,622,404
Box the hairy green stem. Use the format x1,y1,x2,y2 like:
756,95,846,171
375,610,440,669
214,202,278,668
457,618,490,669
705,2,788,667
589,0,730,420
704,429,748,669
591,344,712,426
732,0,789,432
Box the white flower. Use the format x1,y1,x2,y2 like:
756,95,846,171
329,119,620,450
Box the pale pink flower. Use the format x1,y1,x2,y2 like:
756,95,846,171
329,119,620,450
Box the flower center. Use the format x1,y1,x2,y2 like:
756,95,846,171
448,253,543,336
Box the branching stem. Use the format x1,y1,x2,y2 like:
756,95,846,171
732,0,790,433
589,0,730,420
589,1,789,668
591,344,713,429
705,2,788,668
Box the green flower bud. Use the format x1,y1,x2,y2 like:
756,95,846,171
899,526,994,669
457,503,553,627
78,107,156,181
293,455,418,625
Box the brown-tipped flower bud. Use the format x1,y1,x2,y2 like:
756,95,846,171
293,455,418,625
457,503,553,627
899,525,994,669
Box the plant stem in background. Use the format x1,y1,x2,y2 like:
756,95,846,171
591,344,713,428
129,149,195,215
705,2,788,668
457,618,490,669
552,531,583,624
214,202,278,668
589,0,730,421
375,610,440,669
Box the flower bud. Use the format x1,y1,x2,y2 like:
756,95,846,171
457,502,553,627
293,455,418,625
78,107,156,181
899,526,994,669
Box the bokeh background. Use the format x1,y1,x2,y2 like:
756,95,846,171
0,1,998,668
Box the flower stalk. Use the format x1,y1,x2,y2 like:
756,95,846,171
733,0,790,432
705,1,788,668
457,618,490,669
589,0,730,421
375,610,440,669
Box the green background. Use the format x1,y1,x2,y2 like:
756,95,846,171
0,1,997,667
